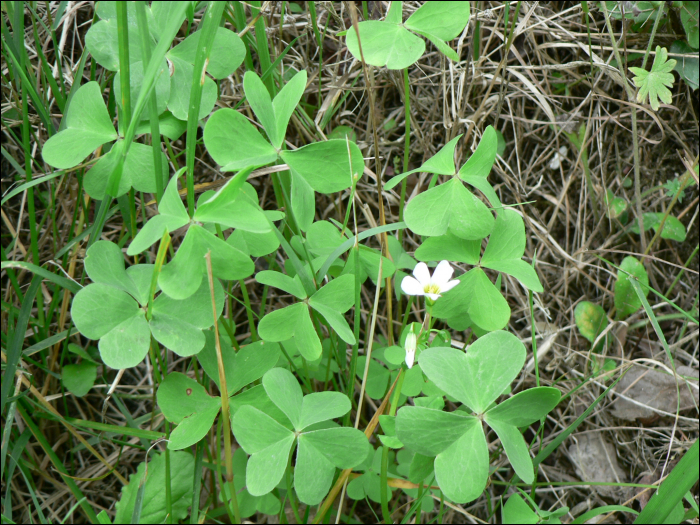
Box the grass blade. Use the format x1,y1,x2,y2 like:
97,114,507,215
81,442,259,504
634,439,698,524
2,276,42,414
185,1,225,215
316,222,407,281
16,403,99,522
533,371,627,469
572,505,638,524
1,262,81,294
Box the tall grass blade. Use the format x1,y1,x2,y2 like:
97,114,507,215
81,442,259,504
634,439,699,524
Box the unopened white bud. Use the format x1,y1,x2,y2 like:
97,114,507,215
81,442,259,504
405,332,417,369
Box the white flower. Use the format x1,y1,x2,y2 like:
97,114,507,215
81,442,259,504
404,331,417,369
401,261,460,301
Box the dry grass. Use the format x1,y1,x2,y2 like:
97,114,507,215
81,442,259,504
2,1,698,523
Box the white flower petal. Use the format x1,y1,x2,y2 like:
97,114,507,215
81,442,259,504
405,347,415,369
440,279,460,294
412,262,431,287
401,276,425,296
425,293,442,301
432,260,454,287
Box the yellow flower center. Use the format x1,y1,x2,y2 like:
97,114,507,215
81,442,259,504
424,283,440,295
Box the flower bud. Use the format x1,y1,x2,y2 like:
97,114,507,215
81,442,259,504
405,331,417,369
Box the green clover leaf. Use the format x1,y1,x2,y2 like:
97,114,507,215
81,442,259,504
232,449,282,518
231,368,369,504
203,70,365,229
345,1,470,69
41,81,169,199
128,170,268,300
628,212,687,242
157,336,281,450
400,127,499,240
396,331,561,503
71,240,224,369
86,4,244,121
257,274,356,360
415,208,543,332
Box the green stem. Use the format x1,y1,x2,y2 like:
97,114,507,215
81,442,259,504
116,2,132,128
147,338,163,385
231,1,255,73
190,440,205,524
436,491,445,522
395,67,412,336
134,0,164,202
641,4,665,70
423,303,433,332
399,296,414,336
21,82,39,269
285,450,302,523
414,482,424,524
205,252,241,524
146,230,171,321
239,279,258,341
666,245,698,297
398,67,411,230
529,289,540,387
346,244,362,425
19,64,45,331
185,1,225,216
128,189,138,243
213,417,234,522
380,368,406,522
380,445,392,523
164,422,173,523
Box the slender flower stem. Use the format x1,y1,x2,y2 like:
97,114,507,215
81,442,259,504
164,422,172,524
239,278,258,341
380,368,406,523
204,251,241,524
423,304,433,332
399,67,411,229
529,289,540,387
146,230,171,321
379,446,392,522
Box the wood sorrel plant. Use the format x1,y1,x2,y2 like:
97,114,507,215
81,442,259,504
71,239,225,369
56,1,565,520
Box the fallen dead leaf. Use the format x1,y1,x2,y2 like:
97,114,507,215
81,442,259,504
611,366,699,421
568,433,628,500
